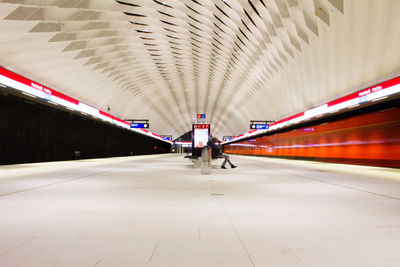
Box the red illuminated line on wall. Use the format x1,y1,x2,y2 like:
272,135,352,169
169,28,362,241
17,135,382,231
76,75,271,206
274,112,305,125
227,76,400,143
328,76,400,107
99,110,114,119
0,66,174,143
0,66,79,105
99,110,129,125
0,66,130,127
118,118,130,125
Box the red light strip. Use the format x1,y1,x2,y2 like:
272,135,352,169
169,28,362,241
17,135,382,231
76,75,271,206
0,66,170,143
328,76,400,107
227,76,400,143
273,112,305,125
98,110,129,125
0,67,79,105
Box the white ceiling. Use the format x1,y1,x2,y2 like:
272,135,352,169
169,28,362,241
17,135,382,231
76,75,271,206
0,0,399,139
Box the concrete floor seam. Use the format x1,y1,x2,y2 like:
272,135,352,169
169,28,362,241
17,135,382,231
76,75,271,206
148,242,159,263
215,192,257,267
275,168,400,201
0,170,111,197
92,260,101,267
1,237,36,257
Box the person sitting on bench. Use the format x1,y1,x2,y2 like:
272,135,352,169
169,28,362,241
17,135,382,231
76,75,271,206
207,137,237,169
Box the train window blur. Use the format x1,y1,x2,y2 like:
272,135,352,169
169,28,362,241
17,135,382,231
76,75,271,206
224,100,400,168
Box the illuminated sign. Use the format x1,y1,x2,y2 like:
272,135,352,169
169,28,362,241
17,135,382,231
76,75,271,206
250,124,269,130
130,123,149,128
193,124,209,129
161,135,172,141
193,124,210,148
358,95,368,104
223,136,234,141
197,114,206,119
175,141,192,147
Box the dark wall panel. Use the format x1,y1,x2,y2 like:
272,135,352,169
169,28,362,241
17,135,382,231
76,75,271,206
0,93,170,165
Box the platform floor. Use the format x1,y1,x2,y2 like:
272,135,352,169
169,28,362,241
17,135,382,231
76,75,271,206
0,154,400,267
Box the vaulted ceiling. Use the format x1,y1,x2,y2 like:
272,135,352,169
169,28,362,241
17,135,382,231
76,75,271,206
0,0,399,139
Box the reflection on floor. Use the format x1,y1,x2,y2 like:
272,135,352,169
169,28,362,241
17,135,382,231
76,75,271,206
0,154,400,267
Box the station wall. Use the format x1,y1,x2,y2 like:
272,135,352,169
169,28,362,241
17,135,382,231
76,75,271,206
0,92,170,165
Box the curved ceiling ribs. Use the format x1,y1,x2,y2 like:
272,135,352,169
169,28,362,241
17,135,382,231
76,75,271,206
0,0,345,138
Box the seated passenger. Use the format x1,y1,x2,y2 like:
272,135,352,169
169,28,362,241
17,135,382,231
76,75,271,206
207,137,237,169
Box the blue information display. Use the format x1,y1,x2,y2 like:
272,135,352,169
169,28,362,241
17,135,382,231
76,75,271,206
162,137,171,141
130,123,149,128
250,124,269,130
43,93,52,101
358,95,368,104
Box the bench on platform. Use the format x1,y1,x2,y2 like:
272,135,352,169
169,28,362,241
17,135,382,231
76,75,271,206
184,155,202,168
184,148,223,170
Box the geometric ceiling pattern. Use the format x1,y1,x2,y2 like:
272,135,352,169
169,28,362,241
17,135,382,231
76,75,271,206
0,0,399,139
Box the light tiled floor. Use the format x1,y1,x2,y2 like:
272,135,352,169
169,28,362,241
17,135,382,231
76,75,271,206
0,154,400,267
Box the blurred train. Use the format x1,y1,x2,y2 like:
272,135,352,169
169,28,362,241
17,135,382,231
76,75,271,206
224,100,400,168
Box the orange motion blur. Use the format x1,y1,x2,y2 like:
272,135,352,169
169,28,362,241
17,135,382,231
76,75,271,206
224,107,400,168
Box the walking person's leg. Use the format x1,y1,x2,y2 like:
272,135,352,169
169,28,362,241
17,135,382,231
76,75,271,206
221,154,228,169
221,154,237,169
224,154,236,168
